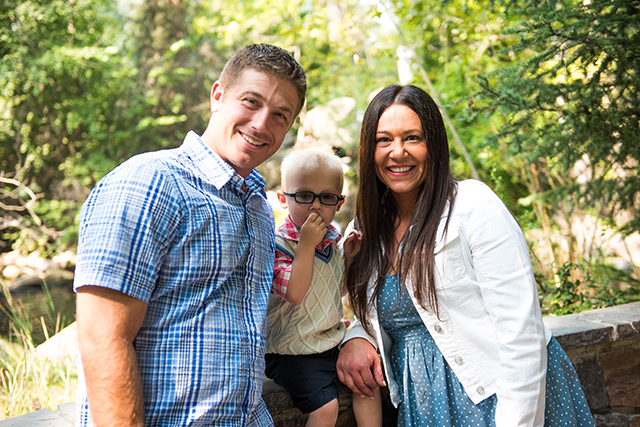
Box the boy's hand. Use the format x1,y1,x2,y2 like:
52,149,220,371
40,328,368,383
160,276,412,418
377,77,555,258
298,213,327,249
284,213,327,304
343,230,362,263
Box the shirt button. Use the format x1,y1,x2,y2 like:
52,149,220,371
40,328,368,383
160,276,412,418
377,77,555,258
434,325,443,333
454,356,463,365
477,386,485,395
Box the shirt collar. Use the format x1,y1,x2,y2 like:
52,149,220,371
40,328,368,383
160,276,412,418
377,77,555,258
182,131,267,192
277,215,341,251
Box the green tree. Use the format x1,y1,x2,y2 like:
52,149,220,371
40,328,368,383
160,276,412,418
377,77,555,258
1,0,400,252
474,0,639,250
378,0,536,212
470,0,639,296
382,0,639,304
0,0,165,252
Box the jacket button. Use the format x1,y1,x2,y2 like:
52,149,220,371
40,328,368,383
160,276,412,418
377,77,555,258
434,325,443,333
454,356,463,365
477,386,485,395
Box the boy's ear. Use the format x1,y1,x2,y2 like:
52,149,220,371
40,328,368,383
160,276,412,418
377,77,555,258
276,190,288,209
336,198,345,212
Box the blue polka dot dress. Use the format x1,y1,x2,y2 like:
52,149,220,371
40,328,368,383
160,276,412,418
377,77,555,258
377,274,596,427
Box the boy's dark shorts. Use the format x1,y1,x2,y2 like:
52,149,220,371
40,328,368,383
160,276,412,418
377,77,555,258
265,346,340,414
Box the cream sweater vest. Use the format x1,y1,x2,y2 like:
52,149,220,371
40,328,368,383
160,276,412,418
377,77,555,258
265,235,346,355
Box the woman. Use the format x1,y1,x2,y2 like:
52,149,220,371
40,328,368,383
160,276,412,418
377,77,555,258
337,85,595,426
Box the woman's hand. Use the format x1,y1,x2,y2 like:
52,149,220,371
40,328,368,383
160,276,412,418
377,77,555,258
343,230,362,265
336,338,386,398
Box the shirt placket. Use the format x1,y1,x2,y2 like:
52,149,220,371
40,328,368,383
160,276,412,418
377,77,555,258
241,185,273,413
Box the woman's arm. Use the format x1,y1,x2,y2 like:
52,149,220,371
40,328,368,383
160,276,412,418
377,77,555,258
464,181,547,426
336,336,386,398
338,222,386,397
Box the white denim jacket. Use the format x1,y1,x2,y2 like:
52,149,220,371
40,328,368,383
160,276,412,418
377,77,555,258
344,179,553,427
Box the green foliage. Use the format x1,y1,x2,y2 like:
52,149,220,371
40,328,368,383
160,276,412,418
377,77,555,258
538,261,640,316
1,0,207,252
1,0,400,252
178,0,398,127
475,0,640,235
1,0,139,251
381,0,540,217
381,1,508,157
2,0,638,315
389,0,638,304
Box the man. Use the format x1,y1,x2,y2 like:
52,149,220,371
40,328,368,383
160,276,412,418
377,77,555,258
74,44,307,427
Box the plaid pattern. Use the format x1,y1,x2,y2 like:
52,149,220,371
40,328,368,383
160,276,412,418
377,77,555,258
74,131,275,426
271,215,340,298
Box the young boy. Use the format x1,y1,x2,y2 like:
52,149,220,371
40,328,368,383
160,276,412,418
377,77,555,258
265,146,382,427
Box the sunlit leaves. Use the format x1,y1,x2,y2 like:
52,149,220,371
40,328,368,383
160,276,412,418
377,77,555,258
477,0,640,234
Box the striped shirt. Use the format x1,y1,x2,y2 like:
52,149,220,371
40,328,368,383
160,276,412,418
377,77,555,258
74,131,275,426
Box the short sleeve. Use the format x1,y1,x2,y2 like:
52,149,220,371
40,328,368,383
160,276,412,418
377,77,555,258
74,157,181,302
272,245,293,298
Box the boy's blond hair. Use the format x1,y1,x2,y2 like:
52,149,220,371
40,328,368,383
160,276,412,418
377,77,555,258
281,146,344,192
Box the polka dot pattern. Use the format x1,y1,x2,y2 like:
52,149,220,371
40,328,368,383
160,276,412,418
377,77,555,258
376,274,596,427
543,339,596,426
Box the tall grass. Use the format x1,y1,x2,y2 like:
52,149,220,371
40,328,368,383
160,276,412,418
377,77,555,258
0,281,77,419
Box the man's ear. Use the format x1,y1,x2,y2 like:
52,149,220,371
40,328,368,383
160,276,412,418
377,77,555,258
276,190,288,209
210,81,223,113
336,198,345,212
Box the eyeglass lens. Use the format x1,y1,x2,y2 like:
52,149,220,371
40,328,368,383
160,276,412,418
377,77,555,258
295,192,339,205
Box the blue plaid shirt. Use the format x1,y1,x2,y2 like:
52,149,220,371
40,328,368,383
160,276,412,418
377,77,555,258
74,131,275,426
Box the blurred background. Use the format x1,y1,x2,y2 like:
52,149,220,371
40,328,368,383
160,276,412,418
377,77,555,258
0,0,639,417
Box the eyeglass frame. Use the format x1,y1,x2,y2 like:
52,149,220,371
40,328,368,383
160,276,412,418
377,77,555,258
282,191,345,206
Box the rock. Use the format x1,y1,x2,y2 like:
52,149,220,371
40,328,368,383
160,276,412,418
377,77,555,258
0,407,73,426
600,349,640,408
0,250,76,290
2,265,22,280
8,268,74,290
35,322,78,364
299,97,356,148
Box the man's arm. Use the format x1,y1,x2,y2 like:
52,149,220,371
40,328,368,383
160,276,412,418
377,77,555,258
76,286,148,427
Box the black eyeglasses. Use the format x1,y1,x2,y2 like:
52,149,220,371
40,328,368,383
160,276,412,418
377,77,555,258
283,191,345,206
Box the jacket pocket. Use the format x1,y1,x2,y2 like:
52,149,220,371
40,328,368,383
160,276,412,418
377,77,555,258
434,227,467,289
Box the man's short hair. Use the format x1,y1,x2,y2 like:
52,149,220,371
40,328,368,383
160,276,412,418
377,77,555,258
281,146,344,192
220,44,307,117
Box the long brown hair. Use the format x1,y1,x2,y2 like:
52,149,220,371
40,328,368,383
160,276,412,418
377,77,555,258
346,85,457,335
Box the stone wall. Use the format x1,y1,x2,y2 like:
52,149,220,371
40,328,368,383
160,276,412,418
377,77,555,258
543,302,640,426
265,302,640,427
